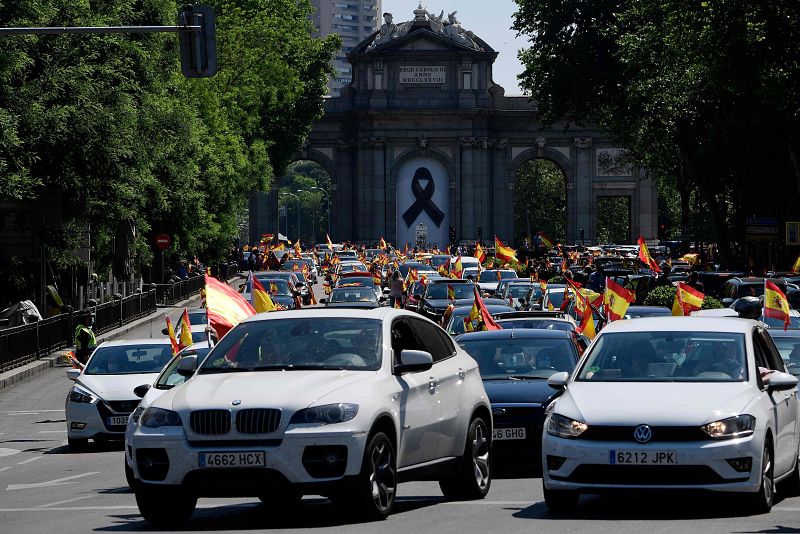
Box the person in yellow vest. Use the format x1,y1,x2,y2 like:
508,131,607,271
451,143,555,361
74,309,97,365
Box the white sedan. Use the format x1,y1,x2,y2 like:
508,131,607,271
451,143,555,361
128,308,493,524
542,317,800,514
65,339,174,451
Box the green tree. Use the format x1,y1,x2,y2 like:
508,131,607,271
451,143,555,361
513,158,566,245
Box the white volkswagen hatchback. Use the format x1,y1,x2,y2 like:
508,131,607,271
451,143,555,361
66,339,174,451
542,317,800,513
128,308,492,524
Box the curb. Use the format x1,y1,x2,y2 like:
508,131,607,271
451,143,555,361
0,276,243,393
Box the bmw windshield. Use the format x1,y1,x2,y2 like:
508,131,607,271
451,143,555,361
199,318,382,372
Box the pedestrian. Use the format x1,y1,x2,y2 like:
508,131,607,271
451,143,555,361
587,265,604,293
74,309,97,365
657,265,672,287
687,271,704,293
389,270,404,308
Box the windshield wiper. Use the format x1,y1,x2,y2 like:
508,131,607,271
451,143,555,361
253,364,348,371
506,375,546,380
199,367,249,374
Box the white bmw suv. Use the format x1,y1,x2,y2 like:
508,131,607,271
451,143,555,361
542,317,800,514
128,308,492,524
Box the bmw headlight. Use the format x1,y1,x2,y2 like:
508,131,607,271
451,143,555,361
68,386,96,404
140,407,182,428
289,403,359,425
547,413,588,438
701,415,755,439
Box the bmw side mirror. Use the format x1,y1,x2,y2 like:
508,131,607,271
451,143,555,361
766,371,798,392
394,350,433,375
547,371,569,389
66,368,81,381
177,355,198,378
133,384,151,398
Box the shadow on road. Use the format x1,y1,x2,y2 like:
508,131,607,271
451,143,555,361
512,492,787,521
93,495,445,531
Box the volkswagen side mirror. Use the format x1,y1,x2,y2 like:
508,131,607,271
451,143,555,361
766,371,798,392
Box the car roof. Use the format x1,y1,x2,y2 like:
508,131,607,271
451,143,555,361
242,307,425,323
97,339,173,347
455,329,571,341
599,316,758,334
451,304,513,314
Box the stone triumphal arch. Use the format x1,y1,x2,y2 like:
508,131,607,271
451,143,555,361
249,6,657,246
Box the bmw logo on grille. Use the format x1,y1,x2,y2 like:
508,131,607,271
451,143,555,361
231,400,242,406
633,424,652,443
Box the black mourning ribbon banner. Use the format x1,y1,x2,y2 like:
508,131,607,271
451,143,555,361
402,167,445,228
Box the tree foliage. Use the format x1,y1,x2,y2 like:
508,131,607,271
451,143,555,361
513,158,566,245
514,0,800,264
0,0,339,283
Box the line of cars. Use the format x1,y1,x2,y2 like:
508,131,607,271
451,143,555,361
64,250,800,523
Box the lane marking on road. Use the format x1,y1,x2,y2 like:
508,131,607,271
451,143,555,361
0,467,12,472
6,471,98,491
17,457,42,465
38,430,67,434
38,495,94,508
0,448,21,458
0,410,63,415
6,412,38,416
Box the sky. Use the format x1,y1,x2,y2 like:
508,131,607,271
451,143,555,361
381,0,527,95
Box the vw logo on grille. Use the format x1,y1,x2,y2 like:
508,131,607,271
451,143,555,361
231,400,242,406
633,424,652,443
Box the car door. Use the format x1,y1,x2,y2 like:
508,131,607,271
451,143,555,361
407,318,464,459
391,318,442,467
756,329,798,474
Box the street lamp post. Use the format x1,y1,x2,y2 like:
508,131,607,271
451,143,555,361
311,186,331,238
299,189,316,245
281,192,299,240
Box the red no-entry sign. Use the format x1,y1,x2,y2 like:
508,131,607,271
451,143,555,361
155,233,171,250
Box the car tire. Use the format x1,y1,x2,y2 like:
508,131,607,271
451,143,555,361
346,431,397,520
543,483,579,513
124,460,136,490
135,487,196,525
746,443,775,514
68,437,88,452
439,416,492,500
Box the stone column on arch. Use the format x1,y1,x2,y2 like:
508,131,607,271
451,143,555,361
573,137,594,244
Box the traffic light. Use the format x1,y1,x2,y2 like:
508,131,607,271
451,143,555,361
178,5,217,78
449,226,457,245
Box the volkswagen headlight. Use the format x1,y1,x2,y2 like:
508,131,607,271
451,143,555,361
140,408,182,428
289,403,359,425
547,413,588,438
701,415,755,439
68,386,96,404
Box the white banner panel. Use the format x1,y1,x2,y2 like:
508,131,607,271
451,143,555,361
396,157,449,249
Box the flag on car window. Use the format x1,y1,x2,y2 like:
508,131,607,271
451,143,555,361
494,236,518,264
605,278,636,322
326,233,334,252
474,242,487,264
165,317,180,355
447,284,456,302
179,309,193,349
204,274,256,339
671,282,704,316
637,235,661,273
764,280,791,331
252,277,278,313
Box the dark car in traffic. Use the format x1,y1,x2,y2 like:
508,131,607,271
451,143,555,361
456,329,579,471
418,279,476,322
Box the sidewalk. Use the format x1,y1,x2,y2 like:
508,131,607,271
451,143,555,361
0,275,242,391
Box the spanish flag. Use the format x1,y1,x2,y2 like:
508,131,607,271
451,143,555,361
451,256,463,279
447,284,456,301
605,278,635,322
463,317,474,332
380,236,387,249
437,257,451,277
204,274,256,339
179,308,193,349
764,280,791,331
252,277,277,313
326,233,334,252
671,282,705,316
578,310,597,339
294,241,302,257
472,286,502,330
495,237,518,264
474,242,486,264
792,254,800,273
637,235,661,273
538,231,554,250
165,317,180,355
